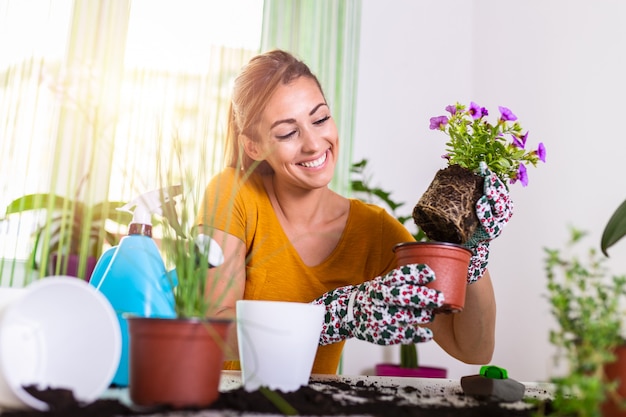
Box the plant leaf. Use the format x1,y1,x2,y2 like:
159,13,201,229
601,199,626,256
4,194,69,214
259,387,298,415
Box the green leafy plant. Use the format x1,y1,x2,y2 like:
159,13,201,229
159,191,219,319
350,159,426,368
156,140,228,319
601,198,626,256
543,227,626,417
429,102,546,186
3,175,131,278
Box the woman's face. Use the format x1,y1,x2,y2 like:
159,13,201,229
248,76,338,190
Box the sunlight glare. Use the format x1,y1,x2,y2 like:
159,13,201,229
124,0,264,72
0,0,73,68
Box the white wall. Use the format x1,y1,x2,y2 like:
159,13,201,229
342,0,626,383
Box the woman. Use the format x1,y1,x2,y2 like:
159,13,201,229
198,50,510,375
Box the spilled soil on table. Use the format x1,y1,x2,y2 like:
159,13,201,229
210,379,554,417
1,379,553,417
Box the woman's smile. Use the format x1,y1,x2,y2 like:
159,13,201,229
297,150,328,168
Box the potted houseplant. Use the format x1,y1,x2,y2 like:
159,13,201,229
350,160,447,378
414,102,547,244
3,175,131,281
396,103,547,330
126,152,233,409
598,197,626,417
543,226,626,417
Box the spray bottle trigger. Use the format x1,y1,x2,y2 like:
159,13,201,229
195,234,224,267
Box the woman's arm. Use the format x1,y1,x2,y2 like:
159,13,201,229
425,269,496,364
204,228,246,361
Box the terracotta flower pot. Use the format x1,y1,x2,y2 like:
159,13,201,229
375,363,448,379
128,316,233,409
602,344,626,417
413,165,484,244
393,241,472,314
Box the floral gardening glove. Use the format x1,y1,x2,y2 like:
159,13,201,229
311,264,444,346
464,162,514,283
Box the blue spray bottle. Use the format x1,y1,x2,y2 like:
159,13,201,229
90,185,182,387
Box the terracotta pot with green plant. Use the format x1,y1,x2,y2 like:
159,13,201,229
126,149,233,410
414,102,546,244
3,175,131,281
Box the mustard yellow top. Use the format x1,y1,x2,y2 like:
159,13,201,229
198,168,413,374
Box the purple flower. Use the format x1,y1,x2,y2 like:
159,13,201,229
537,142,546,162
429,115,448,130
445,105,457,115
516,164,528,187
499,106,517,122
512,131,529,149
468,102,481,119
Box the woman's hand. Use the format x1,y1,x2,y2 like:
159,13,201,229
312,264,444,346
465,162,514,283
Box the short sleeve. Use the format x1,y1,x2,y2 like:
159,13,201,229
197,168,248,241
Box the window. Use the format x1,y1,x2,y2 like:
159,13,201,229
0,0,263,266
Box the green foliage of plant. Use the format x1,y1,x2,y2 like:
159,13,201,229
601,198,626,256
163,226,215,319
3,177,131,278
399,342,419,369
259,386,298,415
156,139,231,319
429,102,546,187
542,227,626,417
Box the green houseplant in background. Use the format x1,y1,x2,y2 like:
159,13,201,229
601,198,626,257
542,192,626,417
543,227,626,417
350,159,444,377
3,175,131,281
599,197,626,417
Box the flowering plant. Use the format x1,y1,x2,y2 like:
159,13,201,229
429,102,546,187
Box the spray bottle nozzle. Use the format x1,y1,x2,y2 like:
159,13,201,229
119,185,183,232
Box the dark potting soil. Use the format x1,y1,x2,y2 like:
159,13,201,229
0,380,553,417
210,379,553,417
0,386,136,417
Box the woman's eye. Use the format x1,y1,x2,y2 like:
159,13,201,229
314,115,330,125
276,131,296,140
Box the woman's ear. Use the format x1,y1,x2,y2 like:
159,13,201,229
240,134,263,161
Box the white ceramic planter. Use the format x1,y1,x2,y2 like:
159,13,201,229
236,300,324,392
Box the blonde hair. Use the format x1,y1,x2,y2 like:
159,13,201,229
225,50,325,174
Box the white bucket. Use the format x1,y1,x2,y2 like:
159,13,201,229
236,300,324,392
0,276,121,410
